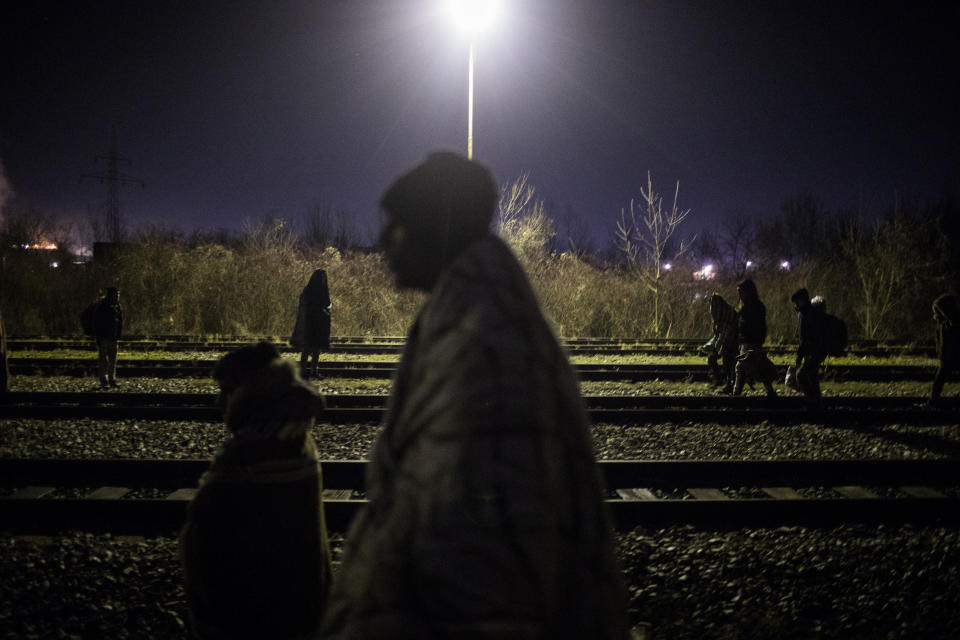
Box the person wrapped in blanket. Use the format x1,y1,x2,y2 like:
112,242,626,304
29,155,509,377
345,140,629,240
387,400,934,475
701,293,738,393
732,279,778,397
180,341,331,640
321,151,630,639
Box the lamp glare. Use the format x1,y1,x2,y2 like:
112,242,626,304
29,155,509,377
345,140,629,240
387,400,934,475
446,0,501,34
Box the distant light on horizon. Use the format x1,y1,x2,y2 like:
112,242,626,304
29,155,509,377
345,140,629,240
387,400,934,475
663,262,672,271
694,263,716,280
745,259,755,270
22,242,58,251
780,260,791,271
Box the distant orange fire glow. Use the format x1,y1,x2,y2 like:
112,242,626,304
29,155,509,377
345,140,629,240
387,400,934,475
23,242,58,250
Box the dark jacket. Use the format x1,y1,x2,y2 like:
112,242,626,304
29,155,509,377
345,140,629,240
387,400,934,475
291,269,332,350
709,294,738,357
93,300,123,341
736,280,767,346
796,303,827,359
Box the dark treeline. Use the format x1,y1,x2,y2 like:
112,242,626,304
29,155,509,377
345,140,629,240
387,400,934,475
1,187,957,342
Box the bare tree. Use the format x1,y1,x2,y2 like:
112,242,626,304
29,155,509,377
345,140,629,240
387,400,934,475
841,212,939,339
497,174,555,261
615,171,693,336
719,211,755,278
303,202,359,250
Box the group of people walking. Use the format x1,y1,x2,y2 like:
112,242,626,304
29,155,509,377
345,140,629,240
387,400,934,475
704,280,779,400
705,280,842,409
706,280,957,409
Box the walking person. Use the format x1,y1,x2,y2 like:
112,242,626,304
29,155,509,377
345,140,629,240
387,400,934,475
791,288,827,410
93,287,123,389
928,293,960,407
732,279,777,397
180,342,331,640
703,293,738,393
291,268,331,379
321,152,629,639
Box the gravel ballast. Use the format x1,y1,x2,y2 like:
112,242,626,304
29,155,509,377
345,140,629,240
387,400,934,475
3,376,960,638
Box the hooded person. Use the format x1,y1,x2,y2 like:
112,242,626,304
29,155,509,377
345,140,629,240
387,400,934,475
791,287,827,409
733,279,777,397
321,151,630,639
704,293,738,392
291,268,332,378
92,287,123,388
180,341,331,640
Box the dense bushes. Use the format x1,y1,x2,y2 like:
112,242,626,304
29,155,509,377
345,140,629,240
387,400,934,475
1,202,955,341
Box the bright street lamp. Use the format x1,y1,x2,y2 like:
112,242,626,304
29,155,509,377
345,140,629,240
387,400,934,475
444,0,502,159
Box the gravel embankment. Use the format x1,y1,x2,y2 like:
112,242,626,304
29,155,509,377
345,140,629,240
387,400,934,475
3,376,960,638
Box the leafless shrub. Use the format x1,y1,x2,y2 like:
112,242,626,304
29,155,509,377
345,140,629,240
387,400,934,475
615,172,694,336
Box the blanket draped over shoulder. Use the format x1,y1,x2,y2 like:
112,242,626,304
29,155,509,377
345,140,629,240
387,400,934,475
322,235,629,639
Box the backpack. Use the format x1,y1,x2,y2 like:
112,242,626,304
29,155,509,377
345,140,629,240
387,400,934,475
823,312,847,357
80,302,98,337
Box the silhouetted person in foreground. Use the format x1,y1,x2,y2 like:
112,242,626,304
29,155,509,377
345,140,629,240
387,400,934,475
733,279,777,397
180,341,331,640
702,293,738,393
791,287,827,410
291,268,332,378
929,293,960,407
321,151,629,639
93,287,123,388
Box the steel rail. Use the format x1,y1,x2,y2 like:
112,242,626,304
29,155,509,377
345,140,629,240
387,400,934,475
8,359,938,382
2,458,958,532
7,337,935,358
4,404,959,426
2,391,951,409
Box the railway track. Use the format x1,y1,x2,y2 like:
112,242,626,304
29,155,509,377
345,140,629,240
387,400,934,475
3,392,958,425
7,336,935,358
8,358,938,382
1,458,957,534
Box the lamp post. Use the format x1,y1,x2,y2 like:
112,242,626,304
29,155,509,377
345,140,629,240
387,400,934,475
467,40,475,159
445,0,501,159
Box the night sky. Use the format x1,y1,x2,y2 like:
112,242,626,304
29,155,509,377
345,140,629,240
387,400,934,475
1,1,957,248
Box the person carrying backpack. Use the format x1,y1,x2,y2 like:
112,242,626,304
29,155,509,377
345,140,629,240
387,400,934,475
928,293,960,408
791,288,827,410
92,287,123,388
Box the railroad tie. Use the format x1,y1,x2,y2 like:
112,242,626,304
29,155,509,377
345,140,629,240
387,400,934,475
832,486,879,499
8,486,56,500
899,486,947,499
687,488,729,501
166,488,197,501
761,487,805,500
323,489,354,500
616,488,658,501
84,486,131,500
